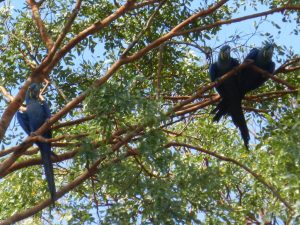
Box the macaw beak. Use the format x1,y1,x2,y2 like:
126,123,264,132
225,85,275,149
225,48,230,56
220,48,230,60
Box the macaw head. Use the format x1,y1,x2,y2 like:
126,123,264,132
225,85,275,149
261,42,274,61
219,45,231,61
26,83,41,100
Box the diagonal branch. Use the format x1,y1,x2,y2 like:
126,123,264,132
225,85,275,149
44,0,82,66
250,64,297,90
0,158,104,225
0,0,227,146
176,5,300,36
27,0,54,50
52,115,96,130
0,86,26,111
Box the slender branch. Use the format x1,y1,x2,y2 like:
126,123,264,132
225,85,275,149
52,115,96,130
176,5,300,36
121,0,167,56
51,80,70,103
245,90,298,101
165,142,292,211
275,57,300,73
175,96,220,116
243,106,267,114
250,64,297,90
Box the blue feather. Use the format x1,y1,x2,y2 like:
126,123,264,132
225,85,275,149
239,46,275,96
209,46,249,149
16,83,56,202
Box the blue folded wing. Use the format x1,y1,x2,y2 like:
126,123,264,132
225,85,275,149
266,61,275,74
41,101,51,119
209,63,218,82
16,111,31,135
245,48,259,60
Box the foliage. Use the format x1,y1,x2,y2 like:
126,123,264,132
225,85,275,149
0,0,299,224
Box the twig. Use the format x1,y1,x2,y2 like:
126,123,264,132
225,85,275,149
121,0,167,57
52,115,96,130
250,64,297,90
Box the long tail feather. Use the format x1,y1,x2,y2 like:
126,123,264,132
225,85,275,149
38,142,56,202
212,100,229,122
228,101,250,149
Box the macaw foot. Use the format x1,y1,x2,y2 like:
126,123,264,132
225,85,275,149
30,132,38,137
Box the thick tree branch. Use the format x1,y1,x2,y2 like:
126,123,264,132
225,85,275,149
250,64,297,90
124,0,228,62
41,0,138,75
27,0,54,50
0,78,32,141
0,86,26,111
44,0,82,67
0,0,228,146
2,150,78,177
0,158,104,225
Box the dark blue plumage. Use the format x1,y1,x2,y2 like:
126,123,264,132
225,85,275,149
239,43,275,97
17,83,56,202
209,45,250,149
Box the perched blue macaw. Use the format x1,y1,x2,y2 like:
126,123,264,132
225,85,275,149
209,45,250,149
17,83,56,202
239,43,275,97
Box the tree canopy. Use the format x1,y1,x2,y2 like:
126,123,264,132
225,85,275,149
0,0,299,224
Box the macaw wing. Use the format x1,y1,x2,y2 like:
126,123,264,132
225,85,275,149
231,58,240,68
266,61,275,74
245,48,259,60
41,101,52,139
41,101,51,119
209,62,219,82
16,111,31,135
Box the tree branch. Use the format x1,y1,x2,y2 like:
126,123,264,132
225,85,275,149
176,5,300,36
0,86,26,111
27,0,54,50
52,115,96,130
0,157,104,225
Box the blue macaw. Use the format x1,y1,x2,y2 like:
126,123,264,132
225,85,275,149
16,83,56,202
239,43,275,97
209,45,250,149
